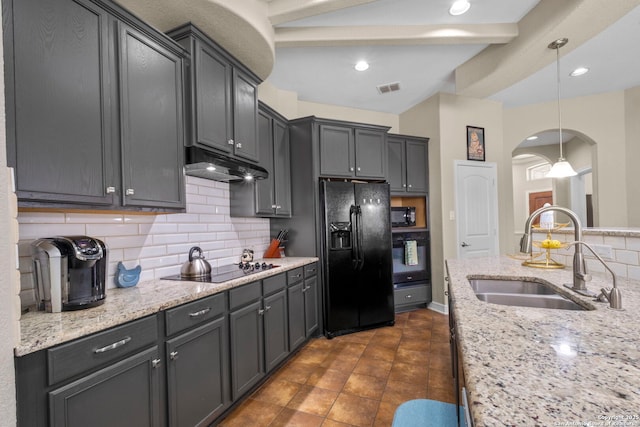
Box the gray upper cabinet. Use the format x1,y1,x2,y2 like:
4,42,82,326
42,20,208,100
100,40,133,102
5,0,114,206
387,134,429,194
4,0,187,210
118,23,185,209
168,24,260,163
231,103,291,218
319,123,387,179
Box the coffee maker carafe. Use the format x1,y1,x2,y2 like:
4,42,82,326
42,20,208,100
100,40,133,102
32,236,107,312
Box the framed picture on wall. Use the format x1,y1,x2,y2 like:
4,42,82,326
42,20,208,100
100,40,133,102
467,126,485,161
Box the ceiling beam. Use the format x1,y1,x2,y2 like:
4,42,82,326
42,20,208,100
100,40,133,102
268,0,376,26
455,0,640,98
274,23,518,47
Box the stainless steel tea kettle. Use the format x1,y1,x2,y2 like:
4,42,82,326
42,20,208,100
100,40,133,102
180,246,211,279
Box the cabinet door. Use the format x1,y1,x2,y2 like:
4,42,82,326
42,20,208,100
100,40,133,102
287,282,306,350
264,290,289,372
319,125,354,177
8,0,115,205
354,129,387,179
387,137,406,192
166,317,230,427
194,39,233,153
49,346,161,427
118,23,185,209
229,300,264,399
255,110,275,215
233,68,259,162
272,117,292,217
405,139,428,193
303,276,319,337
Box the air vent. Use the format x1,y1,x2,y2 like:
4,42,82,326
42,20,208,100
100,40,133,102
376,81,401,94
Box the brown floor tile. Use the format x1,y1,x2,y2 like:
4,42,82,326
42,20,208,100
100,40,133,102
332,330,375,345
394,346,429,366
294,347,331,366
428,367,455,390
381,379,428,405
321,419,355,427
371,334,402,350
373,400,400,427
388,361,429,386
306,367,351,392
397,337,430,352
373,325,403,338
332,342,367,358
319,352,360,373
306,337,338,352
429,354,452,372
270,407,325,427
218,398,284,427
252,378,302,406
427,385,457,404
362,344,396,362
352,357,392,379
273,360,318,384
287,385,339,417
326,392,380,427
343,372,387,400
430,341,451,355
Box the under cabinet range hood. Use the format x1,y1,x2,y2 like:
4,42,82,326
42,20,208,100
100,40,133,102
184,146,268,182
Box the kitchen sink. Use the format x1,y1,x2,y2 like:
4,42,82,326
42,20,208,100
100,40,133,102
468,278,590,311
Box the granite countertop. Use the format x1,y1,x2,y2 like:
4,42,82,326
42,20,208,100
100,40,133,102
16,257,318,357
446,256,640,426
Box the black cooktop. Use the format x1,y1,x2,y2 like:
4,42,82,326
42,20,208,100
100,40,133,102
161,262,279,283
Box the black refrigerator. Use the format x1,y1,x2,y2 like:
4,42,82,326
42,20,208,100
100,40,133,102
320,181,394,338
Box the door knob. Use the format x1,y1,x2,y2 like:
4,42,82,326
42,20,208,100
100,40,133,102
461,242,470,247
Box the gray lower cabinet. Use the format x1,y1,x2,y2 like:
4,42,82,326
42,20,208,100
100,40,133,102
264,289,289,372
287,264,319,348
4,0,187,210
387,134,429,194
166,317,229,427
288,282,306,350
229,299,265,399
394,283,432,312
49,346,162,427
303,275,319,336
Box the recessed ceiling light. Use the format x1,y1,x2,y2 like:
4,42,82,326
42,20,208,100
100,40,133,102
449,0,470,16
570,67,589,77
355,61,369,71
526,136,538,141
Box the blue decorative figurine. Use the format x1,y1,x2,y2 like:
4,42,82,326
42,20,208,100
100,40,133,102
116,261,141,288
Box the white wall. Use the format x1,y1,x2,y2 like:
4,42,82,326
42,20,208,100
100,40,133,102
18,176,271,310
0,10,19,423
625,86,640,226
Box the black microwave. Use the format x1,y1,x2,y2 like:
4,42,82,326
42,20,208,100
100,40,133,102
391,206,416,227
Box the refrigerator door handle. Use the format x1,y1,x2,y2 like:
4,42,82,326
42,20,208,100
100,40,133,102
355,205,365,271
350,205,359,269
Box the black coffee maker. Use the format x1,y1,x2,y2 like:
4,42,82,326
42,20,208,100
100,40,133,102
32,236,107,312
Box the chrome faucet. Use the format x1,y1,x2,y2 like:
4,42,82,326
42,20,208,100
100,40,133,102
566,241,622,309
520,206,593,296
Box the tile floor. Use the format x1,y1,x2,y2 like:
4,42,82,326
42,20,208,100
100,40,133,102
219,308,455,427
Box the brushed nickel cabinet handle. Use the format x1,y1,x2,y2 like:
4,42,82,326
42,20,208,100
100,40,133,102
125,188,135,196
170,351,179,360
189,307,211,317
106,186,116,194
152,358,161,368
94,336,132,354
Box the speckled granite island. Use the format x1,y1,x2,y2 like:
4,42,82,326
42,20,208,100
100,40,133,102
16,257,318,356
446,256,640,426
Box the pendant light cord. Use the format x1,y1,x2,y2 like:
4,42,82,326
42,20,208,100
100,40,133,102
556,44,564,160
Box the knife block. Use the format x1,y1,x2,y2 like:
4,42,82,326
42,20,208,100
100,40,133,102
263,239,281,258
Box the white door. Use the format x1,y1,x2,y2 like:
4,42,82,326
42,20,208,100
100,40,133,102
454,161,499,258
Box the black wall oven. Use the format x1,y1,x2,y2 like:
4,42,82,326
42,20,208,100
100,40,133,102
391,231,430,288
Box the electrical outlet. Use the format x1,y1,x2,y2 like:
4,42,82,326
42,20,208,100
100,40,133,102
449,211,455,221
591,244,613,260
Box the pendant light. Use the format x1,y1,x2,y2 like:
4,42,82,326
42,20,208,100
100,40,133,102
546,38,577,178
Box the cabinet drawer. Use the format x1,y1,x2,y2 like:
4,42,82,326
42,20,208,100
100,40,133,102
263,273,286,296
287,267,304,285
394,285,428,306
47,315,158,385
304,263,318,278
229,280,261,310
165,293,226,336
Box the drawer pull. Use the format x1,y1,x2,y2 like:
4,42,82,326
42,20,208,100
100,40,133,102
265,305,272,311
405,294,413,299
170,351,179,361
189,307,211,318
292,274,301,279
94,336,132,354
258,309,265,316
152,358,161,368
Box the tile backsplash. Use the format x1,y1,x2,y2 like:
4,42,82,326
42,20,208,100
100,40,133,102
531,230,640,282
18,176,271,310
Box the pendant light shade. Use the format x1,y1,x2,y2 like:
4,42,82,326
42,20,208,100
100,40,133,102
546,38,577,178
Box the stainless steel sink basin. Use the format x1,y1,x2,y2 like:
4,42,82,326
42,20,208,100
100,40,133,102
468,278,589,311
468,278,557,295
